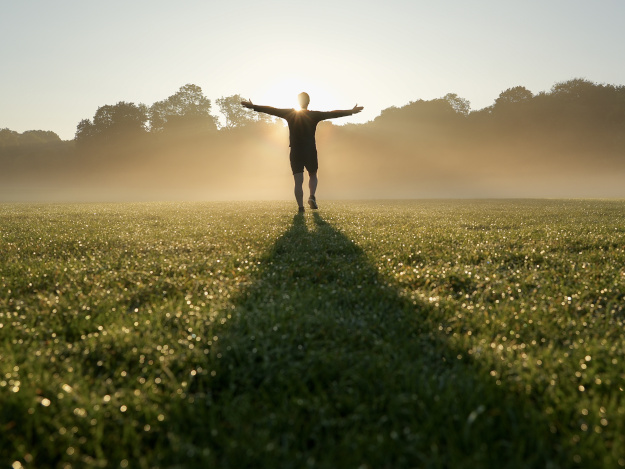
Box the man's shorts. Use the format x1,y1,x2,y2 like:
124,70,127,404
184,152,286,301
290,146,318,175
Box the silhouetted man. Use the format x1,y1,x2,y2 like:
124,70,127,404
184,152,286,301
241,93,363,213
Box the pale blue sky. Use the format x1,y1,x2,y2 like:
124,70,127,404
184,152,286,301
1,0,624,139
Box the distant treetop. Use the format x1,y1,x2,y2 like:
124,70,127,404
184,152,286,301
0,128,62,147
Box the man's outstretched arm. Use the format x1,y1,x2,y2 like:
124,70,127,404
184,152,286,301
317,104,364,120
241,100,292,119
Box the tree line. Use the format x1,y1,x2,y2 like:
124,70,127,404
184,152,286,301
74,84,274,145
1,78,624,200
0,129,61,147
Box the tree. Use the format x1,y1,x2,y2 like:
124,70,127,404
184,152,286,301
494,86,533,106
549,78,596,100
149,84,217,134
547,78,623,129
216,94,273,129
1,128,62,146
94,102,148,135
74,101,148,144
75,119,96,142
0,128,20,148
374,98,460,126
444,93,471,116
20,130,61,144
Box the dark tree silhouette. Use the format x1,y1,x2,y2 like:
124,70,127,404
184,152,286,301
494,86,533,107
75,101,148,144
1,128,61,147
75,119,96,143
0,128,20,148
374,96,468,128
19,130,61,145
149,84,216,134
216,94,273,129
550,78,598,100
444,93,471,116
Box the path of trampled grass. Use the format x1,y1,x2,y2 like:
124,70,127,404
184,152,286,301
1,200,624,468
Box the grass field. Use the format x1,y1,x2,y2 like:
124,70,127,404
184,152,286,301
1,200,624,468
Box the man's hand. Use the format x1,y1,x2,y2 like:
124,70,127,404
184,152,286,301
241,99,253,109
352,104,364,114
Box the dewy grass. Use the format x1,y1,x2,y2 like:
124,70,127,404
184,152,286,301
1,200,624,468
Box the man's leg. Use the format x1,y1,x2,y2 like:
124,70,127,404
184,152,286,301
293,172,304,209
308,171,318,199
304,148,319,209
307,171,319,209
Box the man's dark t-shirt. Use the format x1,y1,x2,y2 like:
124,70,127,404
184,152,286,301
251,105,354,174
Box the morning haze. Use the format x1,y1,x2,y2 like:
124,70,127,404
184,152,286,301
1,79,624,201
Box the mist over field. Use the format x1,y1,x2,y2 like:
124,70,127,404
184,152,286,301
2,79,625,202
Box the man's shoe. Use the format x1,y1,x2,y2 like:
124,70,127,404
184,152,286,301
298,206,305,213
308,196,318,210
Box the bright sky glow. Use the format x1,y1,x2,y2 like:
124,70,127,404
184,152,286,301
1,0,624,139
258,77,342,111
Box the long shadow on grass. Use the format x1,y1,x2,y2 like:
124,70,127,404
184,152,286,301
171,213,571,468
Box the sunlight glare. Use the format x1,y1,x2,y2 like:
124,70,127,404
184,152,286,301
258,75,342,111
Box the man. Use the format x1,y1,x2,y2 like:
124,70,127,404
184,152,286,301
241,93,363,213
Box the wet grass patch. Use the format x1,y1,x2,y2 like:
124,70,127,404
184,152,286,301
1,200,624,468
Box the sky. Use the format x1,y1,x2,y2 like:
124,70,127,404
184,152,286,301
1,0,624,140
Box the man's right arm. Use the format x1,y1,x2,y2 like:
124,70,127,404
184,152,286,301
241,100,292,118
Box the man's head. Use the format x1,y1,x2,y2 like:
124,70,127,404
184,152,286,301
298,92,310,110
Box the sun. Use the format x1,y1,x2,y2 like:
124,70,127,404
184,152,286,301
257,76,342,111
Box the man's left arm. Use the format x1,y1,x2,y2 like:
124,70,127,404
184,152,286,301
317,105,364,120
